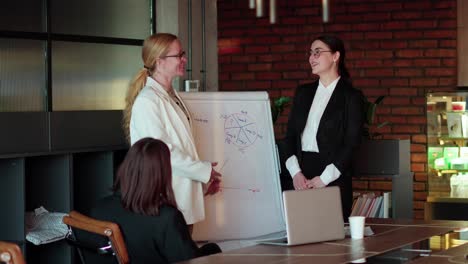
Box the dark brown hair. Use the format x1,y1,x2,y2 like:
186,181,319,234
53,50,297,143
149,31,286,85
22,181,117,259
114,137,177,216
314,35,351,81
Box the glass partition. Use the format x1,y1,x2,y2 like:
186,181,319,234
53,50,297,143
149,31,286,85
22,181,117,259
52,41,140,110
50,0,151,39
0,38,46,111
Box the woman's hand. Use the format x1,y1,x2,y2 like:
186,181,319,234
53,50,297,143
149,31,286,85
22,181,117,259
292,172,308,190
205,162,222,195
307,176,326,189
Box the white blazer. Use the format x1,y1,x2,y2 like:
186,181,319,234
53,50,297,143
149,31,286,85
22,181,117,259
130,77,211,224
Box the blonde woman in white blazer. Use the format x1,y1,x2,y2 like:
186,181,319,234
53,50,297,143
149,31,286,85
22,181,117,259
123,33,221,226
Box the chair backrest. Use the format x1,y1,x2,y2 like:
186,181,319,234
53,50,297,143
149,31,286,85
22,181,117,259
63,211,129,264
0,241,26,264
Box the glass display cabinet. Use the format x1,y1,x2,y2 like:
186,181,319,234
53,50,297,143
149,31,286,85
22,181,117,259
426,92,468,220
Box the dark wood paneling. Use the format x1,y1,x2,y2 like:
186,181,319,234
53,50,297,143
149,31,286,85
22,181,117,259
0,112,49,155
49,111,127,151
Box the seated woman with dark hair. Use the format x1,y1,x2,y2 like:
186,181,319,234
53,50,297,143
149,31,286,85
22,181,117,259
89,137,221,264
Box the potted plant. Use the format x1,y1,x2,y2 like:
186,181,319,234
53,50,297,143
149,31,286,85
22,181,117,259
271,96,291,124
363,95,390,139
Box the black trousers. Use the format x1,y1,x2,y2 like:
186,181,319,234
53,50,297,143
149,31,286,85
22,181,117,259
300,151,352,219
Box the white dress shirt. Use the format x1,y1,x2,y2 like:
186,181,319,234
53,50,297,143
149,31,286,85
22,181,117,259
286,77,342,185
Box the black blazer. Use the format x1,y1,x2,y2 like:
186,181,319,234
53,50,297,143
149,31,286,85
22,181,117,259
283,78,364,178
82,194,201,264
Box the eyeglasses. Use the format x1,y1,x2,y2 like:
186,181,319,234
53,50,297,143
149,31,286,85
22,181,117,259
308,49,332,59
161,51,186,59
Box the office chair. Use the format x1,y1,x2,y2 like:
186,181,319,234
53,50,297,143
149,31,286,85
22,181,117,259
0,241,26,264
63,211,129,264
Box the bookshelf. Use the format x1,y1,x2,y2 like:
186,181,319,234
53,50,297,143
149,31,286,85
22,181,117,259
353,139,413,219
0,111,127,264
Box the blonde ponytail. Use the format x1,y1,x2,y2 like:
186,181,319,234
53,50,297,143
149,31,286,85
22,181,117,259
123,68,148,143
123,33,178,144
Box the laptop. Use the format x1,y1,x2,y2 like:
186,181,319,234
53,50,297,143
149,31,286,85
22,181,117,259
258,186,345,246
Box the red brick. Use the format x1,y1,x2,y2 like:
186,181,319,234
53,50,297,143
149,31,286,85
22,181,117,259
396,49,424,58
271,44,296,53
413,59,441,67
257,54,283,62
414,210,424,220
425,68,456,76
385,116,407,124
247,63,272,72
256,72,282,80
353,79,380,87
442,58,457,67
376,2,403,11
409,20,437,29
413,182,426,191
412,153,427,163
352,23,380,31
365,32,393,40
283,72,308,80
412,135,427,144
411,144,426,153
380,41,408,49
220,82,244,90
352,181,369,190
254,36,281,44
423,10,456,19
365,68,394,77
389,59,413,67
218,46,243,55
424,49,457,58
231,73,255,80
424,30,457,39
245,46,270,54
273,63,301,71
272,81,298,90
380,21,407,30
404,2,433,10
393,31,424,39
414,201,425,210
410,78,438,87
392,107,423,115
354,60,383,68
245,81,271,90
281,17,307,25
411,163,426,173
221,64,247,72
438,20,457,28
272,27,299,35
393,125,422,134
231,55,256,63
382,79,409,87
439,78,457,86
414,172,428,182
392,12,423,20
407,116,426,124
384,97,411,105
409,40,438,48
369,181,392,191
413,191,428,201
395,68,423,77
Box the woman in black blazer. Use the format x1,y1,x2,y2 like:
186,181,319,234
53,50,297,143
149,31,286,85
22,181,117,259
283,35,364,218
87,138,220,264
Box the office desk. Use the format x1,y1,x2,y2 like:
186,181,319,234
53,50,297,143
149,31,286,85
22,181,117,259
181,219,468,264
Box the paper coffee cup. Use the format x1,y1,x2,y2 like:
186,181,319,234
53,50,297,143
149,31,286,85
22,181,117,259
348,216,365,239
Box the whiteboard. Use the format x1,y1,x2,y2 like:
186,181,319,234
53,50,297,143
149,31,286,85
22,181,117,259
180,91,284,241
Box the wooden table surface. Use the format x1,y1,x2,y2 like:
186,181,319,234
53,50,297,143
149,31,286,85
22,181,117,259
179,219,468,264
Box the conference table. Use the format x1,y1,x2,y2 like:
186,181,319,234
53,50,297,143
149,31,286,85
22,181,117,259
180,218,468,264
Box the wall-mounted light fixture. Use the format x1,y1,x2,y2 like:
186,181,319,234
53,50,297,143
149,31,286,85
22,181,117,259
249,0,330,24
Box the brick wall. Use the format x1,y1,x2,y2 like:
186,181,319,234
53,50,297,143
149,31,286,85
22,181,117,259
217,0,458,219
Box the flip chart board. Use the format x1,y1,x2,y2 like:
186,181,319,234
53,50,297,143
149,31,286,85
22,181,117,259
180,91,284,241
